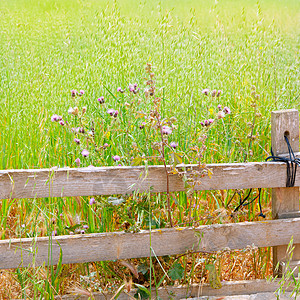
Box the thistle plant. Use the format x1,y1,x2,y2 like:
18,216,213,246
50,62,230,228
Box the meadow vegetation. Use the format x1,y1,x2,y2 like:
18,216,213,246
0,0,300,298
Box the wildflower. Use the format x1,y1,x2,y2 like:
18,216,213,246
144,88,149,97
129,84,135,92
117,87,122,92
74,138,80,145
79,90,85,96
73,107,79,116
211,89,217,97
139,122,145,129
107,109,115,116
202,89,209,96
98,96,105,104
59,120,65,126
118,164,122,166
51,114,59,122
80,230,85,234
83,225,89,229
113,110,119,118
223,106,231,114
208,119,214,124
217,111,225,119
170,142,178,149
21,224,25,228
200,122,204,127
217,90,222,97
89,197,96,205
75,158,80,167
71,90,77,97
79,127,85,133
103,143,109,149
82,106,87,114
217,104,222,110
52,230,57,236
133,88,140,95
162,125,172,135
113,155,120,161
68,107,74,115
81,149,89,157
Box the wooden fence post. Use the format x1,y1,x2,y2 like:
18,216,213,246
272,109,300,275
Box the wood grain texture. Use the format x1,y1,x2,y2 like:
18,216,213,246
1,218,300,270
271,109,300,274
0,161,298,200
60,280,288,299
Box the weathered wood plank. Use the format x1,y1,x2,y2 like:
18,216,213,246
271,109,300,275
60,280,289,300
0,161,299,200
1,218,300,270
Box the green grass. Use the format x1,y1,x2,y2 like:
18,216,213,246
0,0,300,297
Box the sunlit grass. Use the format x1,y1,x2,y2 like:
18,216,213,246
0,0,300,297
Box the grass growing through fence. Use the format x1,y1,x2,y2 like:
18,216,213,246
0,0,299,297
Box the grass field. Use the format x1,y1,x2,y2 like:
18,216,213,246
0,0,300,298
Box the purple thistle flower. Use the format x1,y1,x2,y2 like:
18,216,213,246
200,122,204,127
162,125,172,135
133,88,140,95
103,143,109,149
107,109,115,116
217,104,222,110
139,122,145,129
59,120,65,126
113,155,120,161
113,110,119,118
134,83,138,89
223,106,231,114
129,84,135,92
79,127,85,134
80,230,85,234
98,96,105,104
52,230,57,236
202,89,209,96
81,149,89,157
208,119,214,124
83,225,89,229
211,89,217,97
75,158,80,167
117,87,122,92
71,90,77,97
89,197,96,205
118,164,122,166
170,142,178,149
204,120,209,126
51,114,59,122
74,138,80,145
217,90,222,97
79,90,85,96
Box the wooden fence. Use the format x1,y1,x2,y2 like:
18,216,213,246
1,109,300,299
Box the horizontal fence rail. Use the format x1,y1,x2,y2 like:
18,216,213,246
1,218,300,269
0,161,298,200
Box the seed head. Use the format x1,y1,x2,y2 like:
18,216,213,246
82,106,87,114
217,111,225,119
